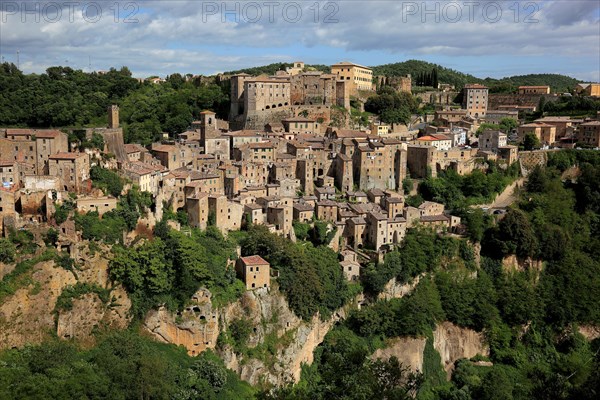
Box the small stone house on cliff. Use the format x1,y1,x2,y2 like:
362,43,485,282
236,255,270,290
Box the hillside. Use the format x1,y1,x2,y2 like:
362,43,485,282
372,60,580,92
372,59,484,89
224,63,330,76
225,59,580,93
483,73,581,94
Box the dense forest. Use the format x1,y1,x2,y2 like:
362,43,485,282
372,60,481,90
372,60,580,93
224,62,331,76
483,74,580,94
364,86,420,125
0,63,230,145
0,331,255,400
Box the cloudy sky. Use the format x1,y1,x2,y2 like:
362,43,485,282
0,0,599,80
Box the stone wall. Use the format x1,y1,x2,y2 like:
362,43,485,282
488,93,558,110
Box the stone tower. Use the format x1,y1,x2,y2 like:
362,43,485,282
199,110,218,144
108,105,119,129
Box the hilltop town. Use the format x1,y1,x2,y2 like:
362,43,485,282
1,60,600,398
1,62,599,271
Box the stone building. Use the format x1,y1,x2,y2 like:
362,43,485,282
108,105,120,129
462,84,488,118
517,123,557,146
34,130,70,174
434,109,467,124
478,130,507,152
375,75,412,93
0,128,69,175
331,62,373,94
48,152,90,193
353,139,407,191
339,249,360,281
76,196,117,216
0,185,20,234
282,117,319,136
577,121,600,147
122,161,165,196
518,86,550,95
534,117,577,141
229,70,350,129
0,161,20,187
208,194,244,233
186,192,210,230
236,255,270,290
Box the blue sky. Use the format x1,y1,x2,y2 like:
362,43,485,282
0,0,599,81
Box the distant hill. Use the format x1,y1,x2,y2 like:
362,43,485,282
224,63,330,76
222,60,580,93
372,60,580,93
483,74,580,94
371,59,483,89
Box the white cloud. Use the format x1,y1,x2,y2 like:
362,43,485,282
0,0,597,79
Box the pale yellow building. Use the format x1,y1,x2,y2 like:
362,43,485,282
518,86,550,95
331,62,373,94
236,255,270,290
76,196,118,216
462,84,488,118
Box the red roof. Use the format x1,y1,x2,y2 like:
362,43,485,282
35,130,62,138
152,144,177,153
418,135,449,142
240,255,269,266
5,129,33,136
49,152,86,160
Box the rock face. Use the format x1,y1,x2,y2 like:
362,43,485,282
579,325,600,341
0,259,76,348
0,261,16,280
143,288,220,356
143,283,362,387
433,322,489,378
378,274,424,301
0,244,131,349
501,255,543,274
220,287,357,386
371,337,427,372
371,322,489,379
56,286,131,345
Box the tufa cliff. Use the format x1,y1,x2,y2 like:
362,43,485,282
371,321,489,378
0,243,131,349
143,283,363,387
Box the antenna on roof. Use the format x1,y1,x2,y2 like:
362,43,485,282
16,50,20,70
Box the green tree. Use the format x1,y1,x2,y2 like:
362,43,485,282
90,166,123,197
523,132,541,150
0,238,16,263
